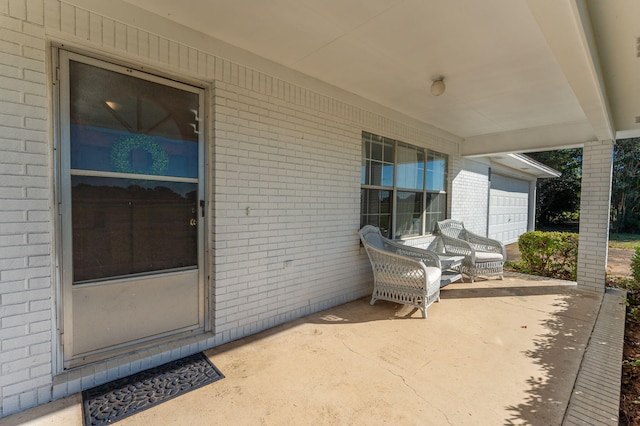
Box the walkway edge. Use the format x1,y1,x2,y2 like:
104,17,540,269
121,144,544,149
563,287,627,425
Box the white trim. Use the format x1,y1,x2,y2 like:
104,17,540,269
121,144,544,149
487,153,560,179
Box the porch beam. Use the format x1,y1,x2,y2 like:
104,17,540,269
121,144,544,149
526,0,615,142
461,121,592,157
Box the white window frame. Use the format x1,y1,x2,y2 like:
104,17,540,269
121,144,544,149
360,131,448,239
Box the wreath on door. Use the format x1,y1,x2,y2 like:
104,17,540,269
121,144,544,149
110,134,169,175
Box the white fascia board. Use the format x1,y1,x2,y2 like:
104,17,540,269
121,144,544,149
507,154,561,178
616,129,640,140
484,153,560,180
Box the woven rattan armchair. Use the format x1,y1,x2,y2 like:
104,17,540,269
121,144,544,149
359,225,442,318
435,219,506,283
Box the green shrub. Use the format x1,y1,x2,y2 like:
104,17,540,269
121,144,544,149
607,275,638,291
518,231,579,280
552,211,580,223
632,246,640,283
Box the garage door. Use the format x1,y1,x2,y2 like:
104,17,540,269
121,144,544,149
488,174,529,245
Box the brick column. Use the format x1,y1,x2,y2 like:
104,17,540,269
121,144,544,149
576,140,613,293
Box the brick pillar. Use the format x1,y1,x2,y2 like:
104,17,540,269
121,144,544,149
576,140,613,293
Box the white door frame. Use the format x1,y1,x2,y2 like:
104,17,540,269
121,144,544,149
54,49,209,369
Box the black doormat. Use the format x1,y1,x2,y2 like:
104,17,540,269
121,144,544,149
82,352,224,425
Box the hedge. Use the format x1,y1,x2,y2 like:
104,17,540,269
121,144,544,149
517,231,579,280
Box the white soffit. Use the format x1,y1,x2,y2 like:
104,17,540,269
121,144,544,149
113,0,599,151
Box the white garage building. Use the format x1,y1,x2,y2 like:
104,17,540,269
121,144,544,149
487,154,560,244
447,153,559,246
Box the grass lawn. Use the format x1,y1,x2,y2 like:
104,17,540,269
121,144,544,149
609,233,640,250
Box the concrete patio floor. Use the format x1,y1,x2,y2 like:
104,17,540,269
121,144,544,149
1,274,623,425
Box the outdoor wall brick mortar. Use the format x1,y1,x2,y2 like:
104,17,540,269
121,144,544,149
0,0,460,417
451,157,490,235
0,3,53,417
577,140,613,293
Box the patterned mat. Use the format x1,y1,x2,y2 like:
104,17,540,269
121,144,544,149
82,352,224,425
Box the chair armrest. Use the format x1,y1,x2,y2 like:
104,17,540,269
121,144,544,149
438,234,474,261
464,231,506,258
383,239,441,269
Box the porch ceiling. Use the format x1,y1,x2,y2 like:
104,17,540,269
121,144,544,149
118,0,639,154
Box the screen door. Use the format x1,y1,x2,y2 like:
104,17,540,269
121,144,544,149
58,51,206,367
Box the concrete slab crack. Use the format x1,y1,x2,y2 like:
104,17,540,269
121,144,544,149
384,367,453,426
342,340,453,425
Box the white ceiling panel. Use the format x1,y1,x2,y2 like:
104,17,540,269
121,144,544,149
115,0,634,152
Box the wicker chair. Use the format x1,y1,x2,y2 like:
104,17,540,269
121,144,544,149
359,225,442,318
435,219,506,283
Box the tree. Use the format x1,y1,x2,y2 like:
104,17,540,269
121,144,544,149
611,138,640,233
529,141,640,233
527,148,583,228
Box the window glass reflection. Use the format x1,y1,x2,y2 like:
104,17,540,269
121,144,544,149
396,143,424,190
69,60,199,178
360,189,392,238
427,151,447,191
425,193,447,234
361,132,394,186
72,176,198,283
395,191,422,237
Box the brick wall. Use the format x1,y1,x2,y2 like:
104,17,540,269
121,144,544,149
450,157,490,235
577,140,613,293
211,80,368,339
0,2,53,417
0,0,461,416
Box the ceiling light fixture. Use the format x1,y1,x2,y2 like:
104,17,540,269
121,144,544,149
105,101,120,110
430,78,446,96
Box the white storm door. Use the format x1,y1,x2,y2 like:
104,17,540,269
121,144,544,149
58,51,206,367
